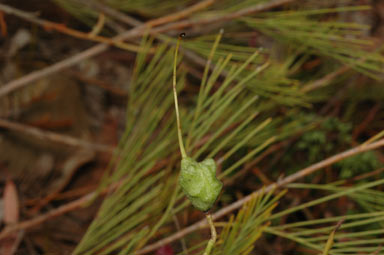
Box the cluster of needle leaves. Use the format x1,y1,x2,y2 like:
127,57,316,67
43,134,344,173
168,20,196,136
51,1,384,254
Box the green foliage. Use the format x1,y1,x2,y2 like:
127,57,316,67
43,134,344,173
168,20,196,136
213,189,286,255
52,1,384,254
183,37,308,107
322,220,342,255
291,116,382,180
336,151,381,179
73,31,278,254
270,180,384,254
243,6,384,78
296,117,352,163
297,130,327,162
73,37,181,255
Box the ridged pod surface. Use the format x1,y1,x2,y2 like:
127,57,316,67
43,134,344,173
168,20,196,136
179,157,223,211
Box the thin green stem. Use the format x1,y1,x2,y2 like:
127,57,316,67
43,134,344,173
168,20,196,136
173,33,187,158
203,213,217,255
187,30,223,149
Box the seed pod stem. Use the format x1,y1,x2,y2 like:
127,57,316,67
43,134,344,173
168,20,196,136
173,33,219,255
203,213,216,255
173,33,187,159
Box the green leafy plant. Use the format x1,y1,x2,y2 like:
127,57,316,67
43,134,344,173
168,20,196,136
59,2,384,254
336,151,381,179
270,179,384,254
172,33,222,254
295,117,352,163
213,189,286,255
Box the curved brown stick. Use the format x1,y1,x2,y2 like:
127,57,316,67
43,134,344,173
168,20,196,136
1,137,383,248
0,192,95,240
0,0,215,98
0,0,296,98
136,138,384,254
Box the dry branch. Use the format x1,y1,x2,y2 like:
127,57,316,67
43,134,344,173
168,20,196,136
0,0,295,98
1,137,383,248
0,118,114,153
0,0,216,98
137,137,384,254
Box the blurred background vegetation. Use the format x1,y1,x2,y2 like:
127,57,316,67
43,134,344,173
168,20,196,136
1,0,384,254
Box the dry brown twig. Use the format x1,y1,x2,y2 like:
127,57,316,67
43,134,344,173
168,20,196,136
137,137,384,254
301,66,350,93
147,0,296,36
0,118,114,153
0,4,142,51
76,0,142,27
0,0,299,245
0,0,216,97
67,70,128,97
0,192,96,241
0,0,296,98
1,137,384,249
0,175,127,241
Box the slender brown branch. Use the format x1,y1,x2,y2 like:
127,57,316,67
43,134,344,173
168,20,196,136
144,0,216,28
222,0,295,21
0,4,142,52
0,0,298,239
67,70,128,97
0,118,114,153
0,0,295,98
136,138,384,254
77,0,224,78
1,136,383,244
0,40,109,98
146,0,297,36
76,0,142,27
0,178,125,240
0,192,95,240
0,0,215,98
301,42,384,93
0,157,171,240
301,66,350,92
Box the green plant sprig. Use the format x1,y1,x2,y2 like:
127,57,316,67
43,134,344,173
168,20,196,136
173,33,222,255
173,33,187,159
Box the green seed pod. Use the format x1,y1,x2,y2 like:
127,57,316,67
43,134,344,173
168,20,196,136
179,157,223,212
